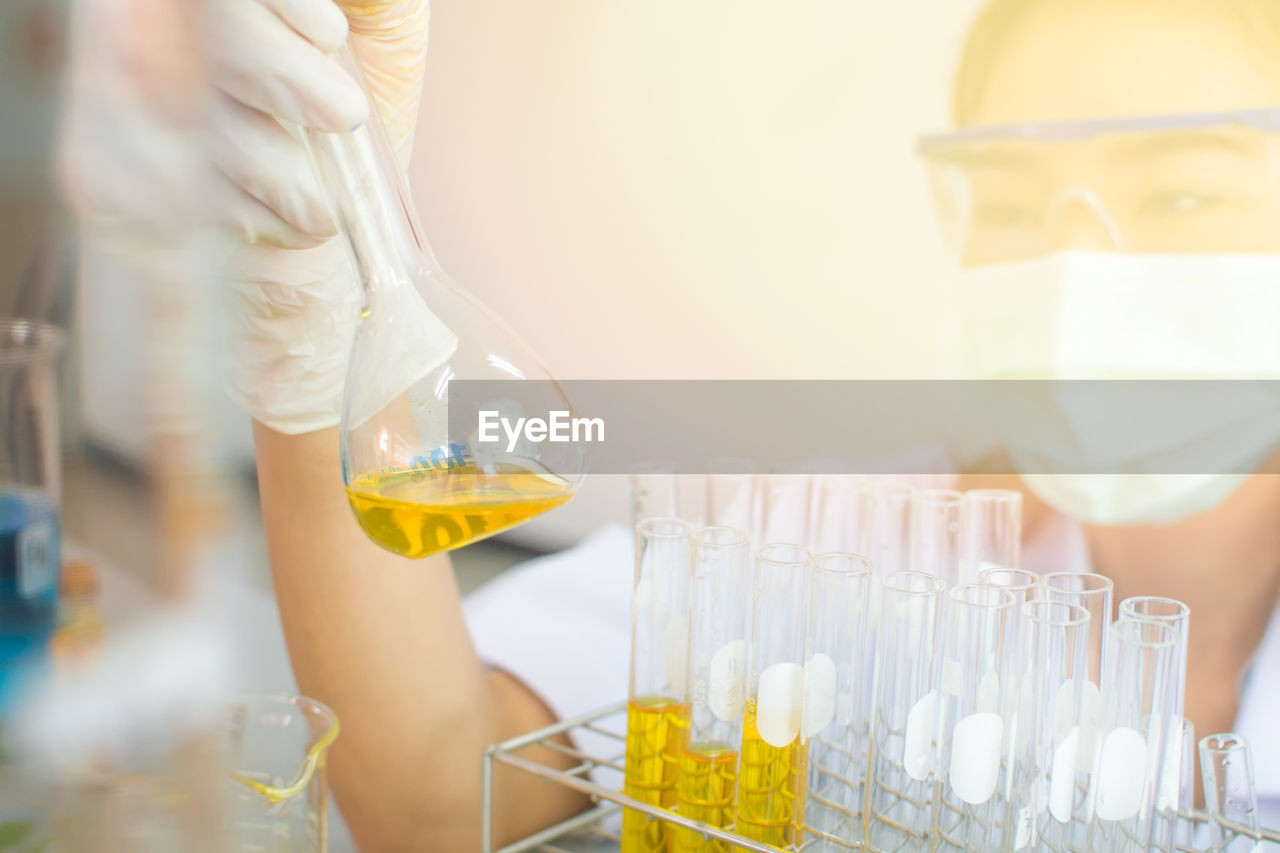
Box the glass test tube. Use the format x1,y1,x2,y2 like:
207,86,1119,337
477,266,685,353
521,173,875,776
869,480,914,576
737,543,812,848
1198,733,1262,853
1019,600,1092,851
757,475,813,548
1175,718,1196,850
1042,572,1113,689
706,459,757,532
624,518,694,853
978,567,1041,819
864,571,944,853
960,489,1022,585
1086,619,1178,853
810,477,873,555
911,489,964,587
1118,596,1189,849
977,567,1037,600
978,567,1038,646
671,526,753,853
931,584,1016,852
802,553,875,851
678,476,709,529
630,463,680,525
1043,572,1113,836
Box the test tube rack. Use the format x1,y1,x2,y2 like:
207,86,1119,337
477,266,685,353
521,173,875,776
482,702,1280,853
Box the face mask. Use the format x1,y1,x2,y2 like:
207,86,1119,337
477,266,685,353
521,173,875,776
949,250,1280,525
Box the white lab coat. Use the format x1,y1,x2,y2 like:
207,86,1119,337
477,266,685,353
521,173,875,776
464,520,1280,838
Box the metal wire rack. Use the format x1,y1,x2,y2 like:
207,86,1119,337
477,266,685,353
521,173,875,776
482,702,1280,853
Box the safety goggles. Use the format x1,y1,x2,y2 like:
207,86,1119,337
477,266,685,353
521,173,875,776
918,109,1280,266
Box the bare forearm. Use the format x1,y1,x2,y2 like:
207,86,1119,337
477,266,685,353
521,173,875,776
252,423,587,850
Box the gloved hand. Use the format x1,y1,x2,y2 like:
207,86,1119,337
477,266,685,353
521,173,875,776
211,0,432,434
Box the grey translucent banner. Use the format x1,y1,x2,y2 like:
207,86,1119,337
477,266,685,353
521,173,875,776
447,380,1280,475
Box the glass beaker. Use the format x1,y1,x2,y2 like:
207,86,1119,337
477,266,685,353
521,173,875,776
222,693,339,853
304,49,585,559
0,319,63,720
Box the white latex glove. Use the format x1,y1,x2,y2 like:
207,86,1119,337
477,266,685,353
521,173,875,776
211,0,432,434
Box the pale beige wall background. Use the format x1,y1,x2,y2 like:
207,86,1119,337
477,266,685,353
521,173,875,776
406,2,987,546
409,1,987,383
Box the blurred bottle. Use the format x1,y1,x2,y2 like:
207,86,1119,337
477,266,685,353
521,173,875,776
52,560,104,661
0,320,63,724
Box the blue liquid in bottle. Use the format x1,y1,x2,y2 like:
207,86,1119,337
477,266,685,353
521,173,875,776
0,491,60,715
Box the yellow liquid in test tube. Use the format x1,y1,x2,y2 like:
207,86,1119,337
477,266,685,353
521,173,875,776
622,696,685,853
345,462,573,558
670,743,738,853
735,703,806,848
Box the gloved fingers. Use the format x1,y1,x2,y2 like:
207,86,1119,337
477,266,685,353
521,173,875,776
224,239,361,434
211,94,335,241
337,0,430,155
220,178,328,250
257,0,349,53
208,0,368,132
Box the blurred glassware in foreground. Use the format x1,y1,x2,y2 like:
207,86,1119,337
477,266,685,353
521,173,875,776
0,319,63,723
223,693,339,853
1199,733,1263,853
51,560,104,662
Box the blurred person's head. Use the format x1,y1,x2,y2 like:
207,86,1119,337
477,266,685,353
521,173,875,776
935,0,1280,525
929,0,1280,266
953,0,1280,126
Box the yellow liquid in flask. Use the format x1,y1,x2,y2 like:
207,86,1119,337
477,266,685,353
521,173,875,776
345,462,573,558
622,696,685,853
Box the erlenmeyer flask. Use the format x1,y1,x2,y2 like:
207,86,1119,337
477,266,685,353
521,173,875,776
305,48,585,559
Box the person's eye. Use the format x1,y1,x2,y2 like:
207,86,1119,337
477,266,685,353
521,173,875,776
1136,191,1223,218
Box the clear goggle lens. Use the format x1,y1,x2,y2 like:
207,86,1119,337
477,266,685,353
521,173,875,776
918,109,1280,265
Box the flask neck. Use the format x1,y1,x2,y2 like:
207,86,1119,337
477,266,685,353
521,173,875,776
304,48,427,296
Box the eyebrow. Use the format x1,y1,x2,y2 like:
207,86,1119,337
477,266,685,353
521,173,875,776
1108,129,1261,165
